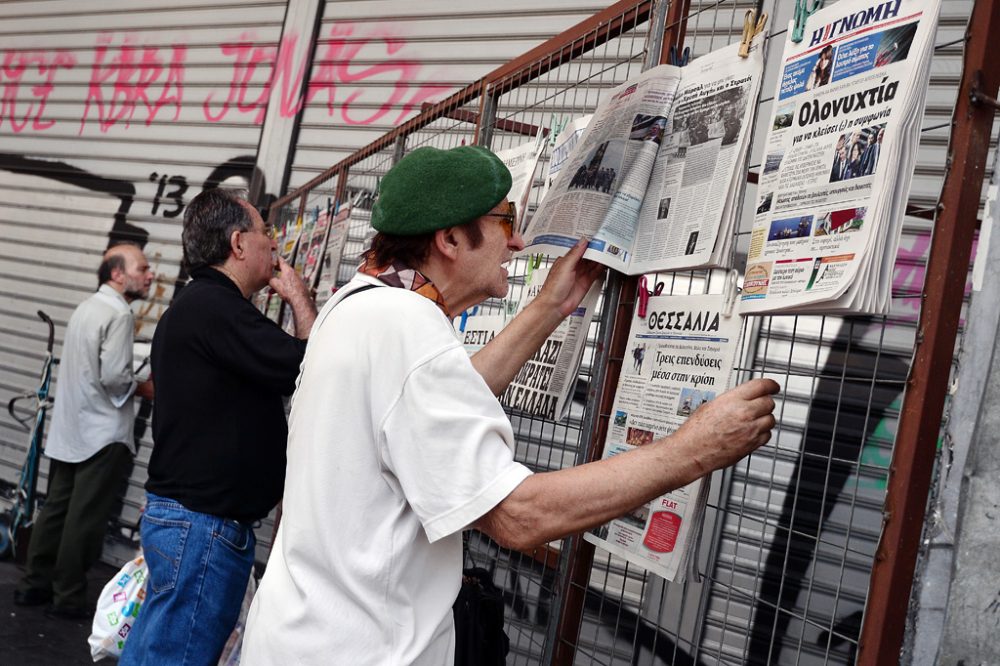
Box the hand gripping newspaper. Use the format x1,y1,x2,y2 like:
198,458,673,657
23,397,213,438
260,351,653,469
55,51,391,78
519,37,764,274
584,290,743,582
740,0,942,315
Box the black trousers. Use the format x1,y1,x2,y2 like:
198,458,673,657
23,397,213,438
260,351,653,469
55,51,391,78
17,442,132,611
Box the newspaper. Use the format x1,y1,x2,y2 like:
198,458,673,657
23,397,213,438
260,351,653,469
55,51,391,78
495,136,545,234
312,204,353,310
456,266,600,421
740,0,941,314
539,114,591,203
583,292,742,582
520,38,764,274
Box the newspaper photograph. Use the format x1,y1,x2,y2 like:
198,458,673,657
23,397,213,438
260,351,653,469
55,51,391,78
539,114,591,204
456,266,600,421
740,0,941,314
521,38,764,274
583,292,742,581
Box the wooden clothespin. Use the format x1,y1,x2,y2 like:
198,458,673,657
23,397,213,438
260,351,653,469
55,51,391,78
791,0,824,44
738,9,768,58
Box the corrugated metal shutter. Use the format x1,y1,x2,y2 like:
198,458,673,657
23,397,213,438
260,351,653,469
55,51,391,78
0,0,287,566
285,0,613,193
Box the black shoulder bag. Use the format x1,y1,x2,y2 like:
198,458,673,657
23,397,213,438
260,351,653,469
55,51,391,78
454,537,509,666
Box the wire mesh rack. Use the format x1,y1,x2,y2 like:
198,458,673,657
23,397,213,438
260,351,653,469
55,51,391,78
267,0,997,663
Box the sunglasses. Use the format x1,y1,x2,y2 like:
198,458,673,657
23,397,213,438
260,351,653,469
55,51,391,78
481,201,518,239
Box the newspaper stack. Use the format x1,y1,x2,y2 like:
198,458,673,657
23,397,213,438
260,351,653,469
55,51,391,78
740,0,941,315
519,37,765,274
583,292,743,582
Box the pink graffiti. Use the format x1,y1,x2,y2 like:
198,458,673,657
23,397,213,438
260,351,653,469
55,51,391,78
1,25,446,135
305,23,449,126
202,32,276,124
891,230,976,325
0,49,76,132
79,35,185,134
205,24,448,126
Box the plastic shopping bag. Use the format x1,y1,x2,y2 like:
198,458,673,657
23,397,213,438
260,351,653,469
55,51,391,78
89,551,147,661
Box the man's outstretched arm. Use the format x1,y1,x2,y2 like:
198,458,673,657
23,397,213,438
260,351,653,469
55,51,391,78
475,378,780,551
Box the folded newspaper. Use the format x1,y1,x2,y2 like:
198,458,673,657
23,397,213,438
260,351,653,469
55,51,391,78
740,0,941,315
583,292,743,582
456,265,600,421
520,38,764,274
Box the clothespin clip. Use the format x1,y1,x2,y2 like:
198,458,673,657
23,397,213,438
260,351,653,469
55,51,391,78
723,269,740,317
738,9,768,58
668,44,690,67
636,276,665,319
548,115,568,147
458,305,479,333
526,254,543,283
791,0,824,44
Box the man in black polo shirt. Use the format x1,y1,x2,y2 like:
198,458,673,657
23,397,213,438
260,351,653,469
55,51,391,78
120,188,316,666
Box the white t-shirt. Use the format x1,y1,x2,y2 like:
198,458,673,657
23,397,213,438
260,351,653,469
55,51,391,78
243,275,532,665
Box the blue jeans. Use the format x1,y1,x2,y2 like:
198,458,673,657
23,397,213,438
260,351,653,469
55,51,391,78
119,492,256,666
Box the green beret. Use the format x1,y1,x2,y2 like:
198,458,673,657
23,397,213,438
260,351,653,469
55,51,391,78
371,145,512,235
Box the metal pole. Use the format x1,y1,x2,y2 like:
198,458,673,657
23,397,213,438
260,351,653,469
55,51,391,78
858,0,1000,662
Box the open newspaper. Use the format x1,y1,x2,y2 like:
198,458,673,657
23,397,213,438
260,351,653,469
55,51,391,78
583,292,742,582
520,38,764,274
740,0,941,314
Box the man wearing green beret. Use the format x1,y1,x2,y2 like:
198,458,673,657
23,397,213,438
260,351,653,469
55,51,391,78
243,145,779,665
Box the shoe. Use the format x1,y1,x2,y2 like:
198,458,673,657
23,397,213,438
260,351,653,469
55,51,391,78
13,588,52,607
44,604,91,620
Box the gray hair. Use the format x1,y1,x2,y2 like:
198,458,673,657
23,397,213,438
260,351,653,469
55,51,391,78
182,188,253,271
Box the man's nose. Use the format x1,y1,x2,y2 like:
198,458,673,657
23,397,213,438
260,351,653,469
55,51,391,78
508,230,526,252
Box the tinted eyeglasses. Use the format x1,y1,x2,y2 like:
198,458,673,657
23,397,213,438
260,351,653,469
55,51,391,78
481,201,518,239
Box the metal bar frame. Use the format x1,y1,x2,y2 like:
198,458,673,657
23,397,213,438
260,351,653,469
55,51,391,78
858,0,1000,662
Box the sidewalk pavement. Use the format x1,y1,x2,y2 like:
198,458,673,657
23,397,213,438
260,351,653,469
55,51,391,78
0,558,118,665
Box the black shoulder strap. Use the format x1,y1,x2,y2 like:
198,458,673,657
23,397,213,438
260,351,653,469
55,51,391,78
333,283,380,307
313,282,382,332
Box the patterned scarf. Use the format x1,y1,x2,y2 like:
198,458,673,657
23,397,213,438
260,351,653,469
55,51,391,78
358,258,449,315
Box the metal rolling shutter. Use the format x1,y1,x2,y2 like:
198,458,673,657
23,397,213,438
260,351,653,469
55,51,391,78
0,0,287,566
285,0,612,195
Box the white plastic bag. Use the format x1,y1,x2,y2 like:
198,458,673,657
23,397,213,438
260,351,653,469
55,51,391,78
89,551,147,661
88,551,256,663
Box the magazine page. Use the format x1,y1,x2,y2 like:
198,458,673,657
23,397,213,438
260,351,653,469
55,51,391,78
583,292,742,581
740,0,941,314
631,39,765,273
520,65,683,272
455,266,600,421
313,205,353,310
300,204,332,287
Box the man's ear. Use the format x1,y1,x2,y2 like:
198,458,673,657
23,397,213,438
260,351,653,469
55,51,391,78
433,227,460,261
230,229,244,260
109,263,126,286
